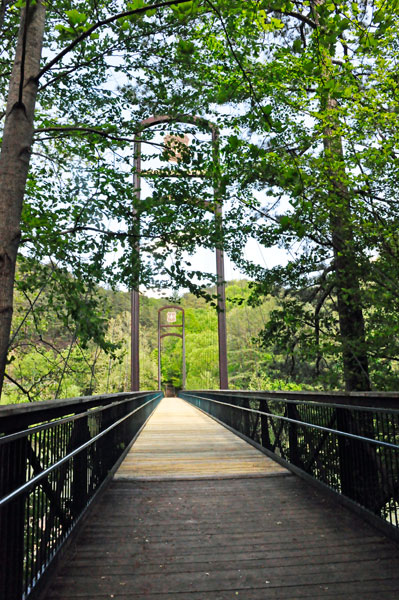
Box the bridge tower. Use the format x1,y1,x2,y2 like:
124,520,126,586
157,305,186,392
130,115,228,391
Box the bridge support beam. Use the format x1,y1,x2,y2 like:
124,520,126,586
131,289,140,391
131,137,141,392
216,247,228,390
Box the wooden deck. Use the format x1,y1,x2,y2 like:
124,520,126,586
44,397,399,599
115,397,287,479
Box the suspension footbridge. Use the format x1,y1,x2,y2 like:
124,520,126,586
1,390,399,599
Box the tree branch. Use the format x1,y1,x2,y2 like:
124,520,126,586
33,125,166,148
4,372,34,402
20,225,129,244
35,0,198,81
54,328,77,399
282,10,316,29
8,277,50,349
38,50,115,91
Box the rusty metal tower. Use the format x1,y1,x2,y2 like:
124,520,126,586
131,115,228,391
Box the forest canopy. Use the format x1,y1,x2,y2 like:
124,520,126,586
1,0,399,398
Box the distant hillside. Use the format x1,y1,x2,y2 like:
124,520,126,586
2,276,279,404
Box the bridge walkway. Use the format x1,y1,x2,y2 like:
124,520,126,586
115,396,286,479
44,397,399,599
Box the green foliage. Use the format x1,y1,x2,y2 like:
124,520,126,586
2,278,291,403
128,0,399,391
248,373,309,392
2,0,399,397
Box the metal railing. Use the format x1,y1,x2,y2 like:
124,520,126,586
0,391,162,600
180,390,399,540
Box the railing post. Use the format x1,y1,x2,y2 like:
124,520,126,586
336,407,379,511
242,397,250,437
287,402,300,467
259,399,272,450
108,402,125,467
71,413,90,518
0,436,27,600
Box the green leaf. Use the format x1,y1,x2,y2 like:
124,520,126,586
270,17,285,30
293,38,302,53
342,86,353,98
127,0,145,9
55,24,76,38
171,1,193,15
65,10,88,26
279,216,292,228
256,9,268,30
324,79,336,90
177,40,195,55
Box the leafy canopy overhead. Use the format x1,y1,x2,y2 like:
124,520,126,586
2,0,399,393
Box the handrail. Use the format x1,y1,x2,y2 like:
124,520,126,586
184,393,399,450
180,390,399,542
0,397,159,508
0,390,140,415
0,390,162,600
0,393,153,444
190,388,399,408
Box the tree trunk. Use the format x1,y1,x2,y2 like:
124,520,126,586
323,97,370,392
0,1,46,397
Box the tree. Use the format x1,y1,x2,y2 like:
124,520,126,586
132,0,399,390
3,0,399,398
0,0,217,397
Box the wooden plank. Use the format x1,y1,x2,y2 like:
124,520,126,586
40,587,399,600
44,476,399,599
114,397,287,479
